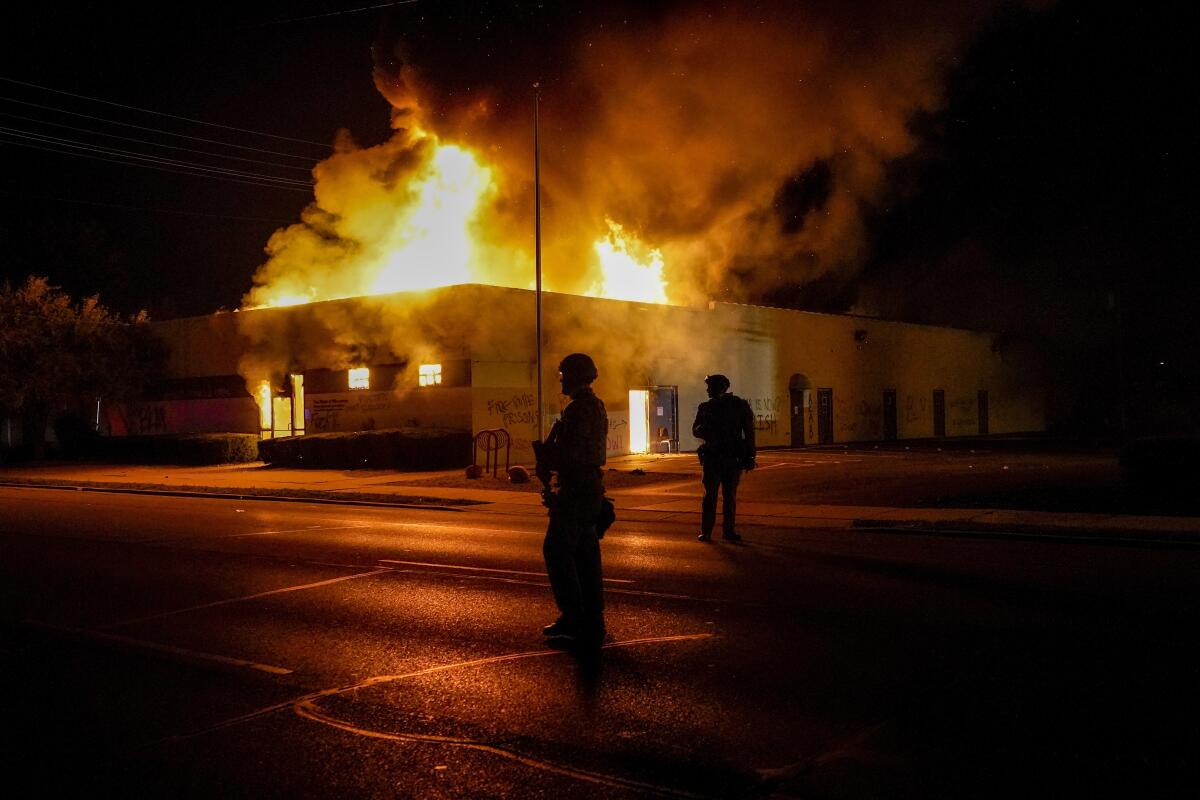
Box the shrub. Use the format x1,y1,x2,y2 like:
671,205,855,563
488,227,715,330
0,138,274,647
90,433,259,465
259,427,471,471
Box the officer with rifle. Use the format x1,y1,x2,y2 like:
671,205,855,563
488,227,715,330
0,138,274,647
533,353,609,644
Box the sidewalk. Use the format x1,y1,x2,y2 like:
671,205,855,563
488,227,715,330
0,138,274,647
2,460,1198,541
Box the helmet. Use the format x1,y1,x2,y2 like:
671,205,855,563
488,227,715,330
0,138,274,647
704,373,731,392
558,352,598,383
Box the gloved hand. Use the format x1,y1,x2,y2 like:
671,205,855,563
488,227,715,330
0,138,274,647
743,456,757,471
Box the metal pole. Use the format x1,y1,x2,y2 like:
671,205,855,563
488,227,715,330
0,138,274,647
534,83,544,442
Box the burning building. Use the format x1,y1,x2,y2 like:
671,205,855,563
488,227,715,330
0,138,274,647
116,284,1045,465
101,4,1051,460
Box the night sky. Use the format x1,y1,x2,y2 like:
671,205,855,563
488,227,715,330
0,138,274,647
1,1,1194,431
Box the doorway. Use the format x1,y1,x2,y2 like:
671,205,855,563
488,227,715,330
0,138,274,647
817,388,834,444
933,389,946,437
883,390,898,441
629,386,678,454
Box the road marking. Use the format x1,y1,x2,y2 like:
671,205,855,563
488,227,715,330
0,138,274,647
103,568,391,629
155,632,714,796
23,620,293,675
377,558,636,584
296,633,716,798
222,524,370,538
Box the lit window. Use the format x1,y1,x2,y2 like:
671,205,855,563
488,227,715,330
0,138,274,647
348,367,370,390
419,363,443,387
257,380,272,432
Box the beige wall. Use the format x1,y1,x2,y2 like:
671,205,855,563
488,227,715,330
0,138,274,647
147,285,1044,453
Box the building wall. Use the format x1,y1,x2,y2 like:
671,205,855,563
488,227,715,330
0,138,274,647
139,285,1045,462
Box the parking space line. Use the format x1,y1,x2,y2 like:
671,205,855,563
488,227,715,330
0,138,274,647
377,558,636,584
103,568,390,630
24,620,293,675
222,524,370,538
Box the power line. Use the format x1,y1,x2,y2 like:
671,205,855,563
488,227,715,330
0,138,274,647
254,0,420,27
0,75,332,149
0,126,312,187
0,189,295,224
0,110,314,172
0,137,312,193
0,96,320,161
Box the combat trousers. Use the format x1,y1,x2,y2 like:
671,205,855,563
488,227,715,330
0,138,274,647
543,489,605,633
701,457,743,536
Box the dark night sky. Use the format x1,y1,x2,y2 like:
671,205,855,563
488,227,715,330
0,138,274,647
1,1,1194,427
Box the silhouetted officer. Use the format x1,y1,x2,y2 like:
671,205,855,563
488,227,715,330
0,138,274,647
534,353,608,644
692,374,756,542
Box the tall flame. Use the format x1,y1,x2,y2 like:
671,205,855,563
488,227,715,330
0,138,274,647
245,126,671,310
590,220,668,304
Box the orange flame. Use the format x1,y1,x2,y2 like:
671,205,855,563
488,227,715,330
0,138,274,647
245,126,671,310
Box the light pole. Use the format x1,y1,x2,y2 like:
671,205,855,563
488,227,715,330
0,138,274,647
534,82,544,442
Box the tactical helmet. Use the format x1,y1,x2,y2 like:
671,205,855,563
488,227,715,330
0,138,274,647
704,373,731,392
558,352,598,383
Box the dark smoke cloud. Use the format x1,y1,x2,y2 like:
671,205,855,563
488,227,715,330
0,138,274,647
371,0,1014,304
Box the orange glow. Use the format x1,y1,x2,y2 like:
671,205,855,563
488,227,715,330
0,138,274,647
418,363,442,386
244,127,671,310
257,381,272,432
590,220,668,304
628,389,650,454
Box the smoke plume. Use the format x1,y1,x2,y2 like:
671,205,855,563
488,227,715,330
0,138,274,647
243,1,1009,311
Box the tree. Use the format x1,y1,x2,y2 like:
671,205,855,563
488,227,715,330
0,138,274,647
0,276,165,458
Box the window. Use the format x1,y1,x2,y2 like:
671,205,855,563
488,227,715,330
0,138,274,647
348,367,370,390
418,363,442,387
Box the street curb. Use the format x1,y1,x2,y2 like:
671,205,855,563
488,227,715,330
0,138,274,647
0,480,476,513
851,518,1200,547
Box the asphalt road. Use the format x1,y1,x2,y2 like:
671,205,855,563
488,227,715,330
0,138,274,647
1,486,1197,798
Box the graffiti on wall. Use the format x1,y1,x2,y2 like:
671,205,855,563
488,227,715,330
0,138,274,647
856,398,882,439
748,396,782,439
606,413,629,454
904,393,928,424
485,392,538,428
310,397,348,432
476,390,539,460
949,396,976,432
127,402,167,435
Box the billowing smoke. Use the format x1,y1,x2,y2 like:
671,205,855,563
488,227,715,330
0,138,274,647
244,1,1010,311
238,1,1018,396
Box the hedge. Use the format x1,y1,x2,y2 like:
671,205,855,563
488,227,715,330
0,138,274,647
95,433,260,465
258,427,471,470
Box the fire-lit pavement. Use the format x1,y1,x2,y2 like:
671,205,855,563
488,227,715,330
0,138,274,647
2,443,1195,539
2,483,1198,798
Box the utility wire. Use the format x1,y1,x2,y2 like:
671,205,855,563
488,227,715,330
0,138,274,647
0,137,312,193
0,127,313,187
0,96,320,161
0,75,332,149
0,189,295,224
254,0,419,27
0,110,314,172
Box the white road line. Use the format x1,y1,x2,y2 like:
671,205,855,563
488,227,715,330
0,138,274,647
222,524,370,538
103,568,391,629
24,620,293,675
377,558,635,584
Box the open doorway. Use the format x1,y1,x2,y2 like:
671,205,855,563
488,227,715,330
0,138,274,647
628,386,678,454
